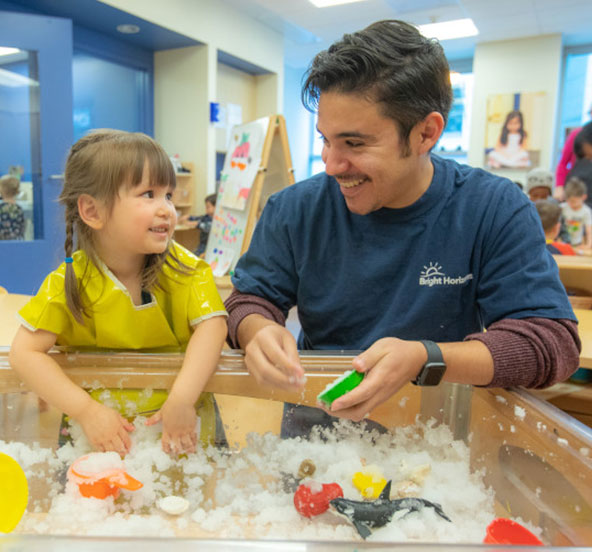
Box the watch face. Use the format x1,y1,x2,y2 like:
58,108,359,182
419,362,446,386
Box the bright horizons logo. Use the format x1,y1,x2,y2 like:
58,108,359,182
419,262,473,287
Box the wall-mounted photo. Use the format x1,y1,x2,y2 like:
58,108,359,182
484,92,546,170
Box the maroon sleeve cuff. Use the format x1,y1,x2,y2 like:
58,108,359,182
224,288,287,348
465,318,581,389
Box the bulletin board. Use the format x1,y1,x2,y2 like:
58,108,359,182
205,115,294,276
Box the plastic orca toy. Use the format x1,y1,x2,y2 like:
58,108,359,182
329,480,451,539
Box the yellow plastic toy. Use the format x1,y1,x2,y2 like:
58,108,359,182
0,452,28,533
352,466,387,499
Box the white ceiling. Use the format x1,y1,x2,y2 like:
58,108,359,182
220,0,592,68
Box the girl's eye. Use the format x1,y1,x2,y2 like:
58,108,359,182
165,192,173,201
141,190,154,198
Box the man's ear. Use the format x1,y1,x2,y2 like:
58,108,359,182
78,194,105,230
414,111,445,155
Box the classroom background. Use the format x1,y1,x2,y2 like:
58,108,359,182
1,0,592,293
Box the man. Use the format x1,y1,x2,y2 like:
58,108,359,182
225,20,580,424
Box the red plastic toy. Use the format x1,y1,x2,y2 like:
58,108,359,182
484,518,543,545
294,481,343,518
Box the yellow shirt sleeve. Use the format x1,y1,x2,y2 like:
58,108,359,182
18,260,96,346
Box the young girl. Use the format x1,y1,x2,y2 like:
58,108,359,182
9,129,228,456
487,110,531,169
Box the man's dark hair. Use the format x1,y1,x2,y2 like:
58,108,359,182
535,199,561,232
574,121,592,159
302,20,453,154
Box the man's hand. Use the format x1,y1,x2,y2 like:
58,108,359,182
244,322,305,391
77,401,134,455
322,338,426,421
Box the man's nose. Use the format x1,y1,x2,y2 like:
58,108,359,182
322,145,349,176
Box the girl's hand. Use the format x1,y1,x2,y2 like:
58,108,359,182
76,401,134,455
145,399,197,456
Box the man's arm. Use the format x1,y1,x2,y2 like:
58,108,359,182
225,289,304,389
465,317,580,388
225,288,287,348
227,285,581,390
327,317,580,421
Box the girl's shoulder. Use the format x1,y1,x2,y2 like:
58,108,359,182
162,241,212,282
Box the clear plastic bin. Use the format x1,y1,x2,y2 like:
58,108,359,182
0,348,591,550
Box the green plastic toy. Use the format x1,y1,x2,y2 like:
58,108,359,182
317,370,365,407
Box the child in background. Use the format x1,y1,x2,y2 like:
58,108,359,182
9,129,228,456
0,174,25,240
487,110,530,169
178,193,216,257
561,177,592,250
535,200,576,255
526,168,571,244
566,158,592,209
525,167,553,202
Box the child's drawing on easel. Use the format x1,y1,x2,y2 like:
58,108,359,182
220,120,268,211
205,115,295,276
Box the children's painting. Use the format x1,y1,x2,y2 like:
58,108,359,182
219,118,269,211
484,92,545,170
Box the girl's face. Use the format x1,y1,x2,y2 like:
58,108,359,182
98,163,177,258
506,116,522,133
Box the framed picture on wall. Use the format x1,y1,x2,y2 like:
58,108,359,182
484,91,546,170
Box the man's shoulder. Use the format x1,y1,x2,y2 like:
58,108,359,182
267,173,336,211
435,155,523,202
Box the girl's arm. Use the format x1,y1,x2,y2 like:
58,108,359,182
9,326,134,454
146,315,227,455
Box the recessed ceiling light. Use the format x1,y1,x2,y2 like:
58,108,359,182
0,47,21,57
308,0,367,7
116,24,140,34
418,18,478,41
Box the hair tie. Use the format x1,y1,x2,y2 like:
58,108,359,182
65,257,73,264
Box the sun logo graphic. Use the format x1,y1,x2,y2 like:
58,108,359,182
421,262,445,278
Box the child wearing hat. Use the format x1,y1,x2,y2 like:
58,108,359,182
525,168,554,202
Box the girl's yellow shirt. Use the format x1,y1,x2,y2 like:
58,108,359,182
18,242,227,350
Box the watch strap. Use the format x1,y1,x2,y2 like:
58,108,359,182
412,340,446,386
419,339,443,364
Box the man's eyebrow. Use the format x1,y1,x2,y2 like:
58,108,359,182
316,127,374,140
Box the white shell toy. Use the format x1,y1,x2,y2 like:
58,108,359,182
159,495,190,515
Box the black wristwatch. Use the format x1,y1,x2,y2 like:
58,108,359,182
412,340,447,386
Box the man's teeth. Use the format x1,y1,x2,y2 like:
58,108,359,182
151,227,168,233
340,178,365,188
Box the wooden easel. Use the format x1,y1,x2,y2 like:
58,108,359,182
205,115,295,277
240,114,294,257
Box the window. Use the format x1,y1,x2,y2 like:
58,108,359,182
308,114,324,177
435,71,474,164
557,46,592,163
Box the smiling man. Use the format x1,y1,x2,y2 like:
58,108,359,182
225,20,580,427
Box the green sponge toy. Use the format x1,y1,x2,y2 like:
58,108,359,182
317,370,365,407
